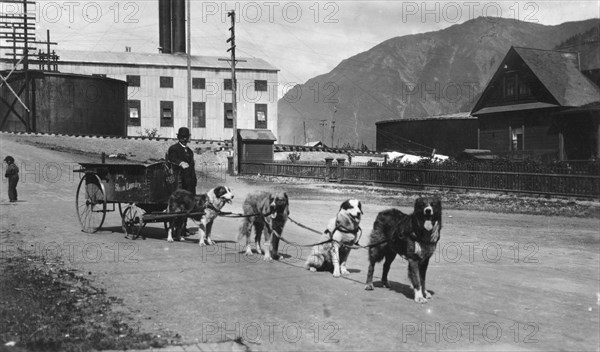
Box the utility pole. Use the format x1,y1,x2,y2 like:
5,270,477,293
303,121,307,145
186,0,192,131
331,105,337,146
226,10,239,175
331,120,335,147
319,120,327,143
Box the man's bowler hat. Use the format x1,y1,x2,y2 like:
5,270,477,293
177,127,190,138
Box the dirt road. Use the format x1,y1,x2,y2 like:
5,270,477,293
1,137,599,351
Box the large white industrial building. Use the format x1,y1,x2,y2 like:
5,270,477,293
52,49,279,140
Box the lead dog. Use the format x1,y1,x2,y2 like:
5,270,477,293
304,199,363,277
166,186,234,245
365,197,442,303
238,191,289,261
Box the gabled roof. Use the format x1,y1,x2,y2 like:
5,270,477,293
55,50,278,72
472,46,600,115
514,47,600,107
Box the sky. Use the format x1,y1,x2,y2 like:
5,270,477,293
1,0,598,97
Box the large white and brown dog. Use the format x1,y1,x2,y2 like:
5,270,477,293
238,191,289,261
166,186,234,245
304,199,363,277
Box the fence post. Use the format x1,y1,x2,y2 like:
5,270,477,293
336,158,345,182
325,157,334,182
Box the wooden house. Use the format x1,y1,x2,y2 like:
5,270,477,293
471,46,600,161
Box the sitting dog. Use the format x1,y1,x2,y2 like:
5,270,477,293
304,199,363,277
166,186,233,245
238,191,289,261
364,197,442,304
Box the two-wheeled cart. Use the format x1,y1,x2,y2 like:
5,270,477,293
74,162,184,239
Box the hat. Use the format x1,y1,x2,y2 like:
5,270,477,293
177,127,190,138
4,156,14,163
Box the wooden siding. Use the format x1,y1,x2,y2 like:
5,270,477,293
55,62,278,140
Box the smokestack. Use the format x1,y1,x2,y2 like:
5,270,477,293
171,0,186,54
158,0,172,53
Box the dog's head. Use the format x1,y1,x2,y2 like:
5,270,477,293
210,186,234,207
267,192,289,219
413,197,442,237
339,199,363,226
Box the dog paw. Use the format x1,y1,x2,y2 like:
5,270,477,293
167,237,174,243
309,267,317,272
206,239,215,246
414,296,429,304
333,272,341,278
424,290,432,299
256,248,263,255
341,268,350,276
365,284,374,290
414,290,428,304
199,240,207,246
263,255,273,262
244,248,253,256
382,281,390,288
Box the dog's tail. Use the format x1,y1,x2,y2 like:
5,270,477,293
238,219,251,242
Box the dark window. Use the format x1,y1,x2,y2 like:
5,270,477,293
255,80,267,92
128,100,141,126
126,75,140,87
224,79,232,91
160,76,173,88
224,103,233,128
518,80,531,97
504,75,516,98
255,104,267,129
193,102,206,128
160,101,173,127
192,77,205,89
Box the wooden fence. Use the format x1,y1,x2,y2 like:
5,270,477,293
240,161,600,199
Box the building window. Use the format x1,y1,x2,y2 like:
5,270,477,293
160,101,173,127
126,75,140,87
193,102,206,128
255,80,267,92
224,103,233,128
511,127,523,151
504,75,516,99
128,100,140,126
224,79,232,91
518,80,531,97
255,104,267,129
192,77,205,89
160,76,173,88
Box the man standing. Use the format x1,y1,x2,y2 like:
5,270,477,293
167,127,197,194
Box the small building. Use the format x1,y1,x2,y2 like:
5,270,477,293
375,112,478,157
0,70,127,135
471,46,600,161
238,129,277,163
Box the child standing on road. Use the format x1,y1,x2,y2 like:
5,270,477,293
4,156,19,203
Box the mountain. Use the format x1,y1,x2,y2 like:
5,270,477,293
278,17,600,148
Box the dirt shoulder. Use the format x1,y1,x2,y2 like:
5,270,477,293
0,249,181,352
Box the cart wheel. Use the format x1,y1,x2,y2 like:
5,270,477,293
76,173,106,233
122,205,144,239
